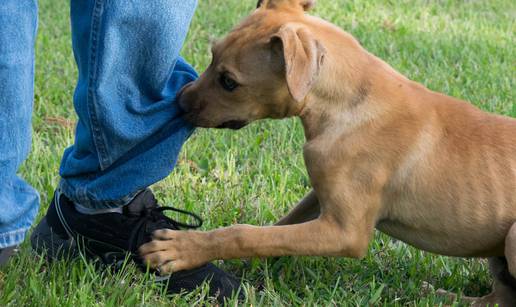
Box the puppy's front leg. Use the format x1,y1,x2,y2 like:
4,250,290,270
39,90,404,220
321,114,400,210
275,190,320,225
140,211,374,274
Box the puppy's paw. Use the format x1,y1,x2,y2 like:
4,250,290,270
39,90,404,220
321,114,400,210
138,229,212,274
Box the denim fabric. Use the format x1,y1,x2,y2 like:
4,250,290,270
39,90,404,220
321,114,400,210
1,0,198,247
59,0,198,209
0,0,40,248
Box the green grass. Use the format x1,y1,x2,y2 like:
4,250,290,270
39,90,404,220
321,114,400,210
1,0,515,305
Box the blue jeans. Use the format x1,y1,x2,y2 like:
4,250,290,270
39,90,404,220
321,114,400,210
0,0,198,248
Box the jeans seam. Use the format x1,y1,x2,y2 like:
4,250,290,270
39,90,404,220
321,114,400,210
87,0,111,171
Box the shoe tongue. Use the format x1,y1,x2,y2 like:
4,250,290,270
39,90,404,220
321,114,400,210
124,190,158,215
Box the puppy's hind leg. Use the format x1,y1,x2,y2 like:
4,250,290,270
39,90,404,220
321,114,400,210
469,257,516,307
465,224,516,307
505,222,516,283
432,257,516,306
490,222,516,305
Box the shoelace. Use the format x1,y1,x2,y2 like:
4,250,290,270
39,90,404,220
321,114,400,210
144,206,203,230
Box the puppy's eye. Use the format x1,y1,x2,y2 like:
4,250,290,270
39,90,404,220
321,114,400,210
219,72,239,92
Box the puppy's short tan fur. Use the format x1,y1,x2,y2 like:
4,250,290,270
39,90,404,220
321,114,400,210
140,1,516,304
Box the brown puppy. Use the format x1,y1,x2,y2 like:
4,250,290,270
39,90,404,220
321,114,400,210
140,0,516,304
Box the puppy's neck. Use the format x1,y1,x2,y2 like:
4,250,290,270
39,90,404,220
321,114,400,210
294,20,414,141
299,93,378,141
299,57,410,141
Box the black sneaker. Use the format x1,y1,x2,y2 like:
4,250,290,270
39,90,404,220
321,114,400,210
0,246,17,267
31,189,241,302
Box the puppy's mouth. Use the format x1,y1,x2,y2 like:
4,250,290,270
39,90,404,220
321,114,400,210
216,120,248,130
182,111,248,130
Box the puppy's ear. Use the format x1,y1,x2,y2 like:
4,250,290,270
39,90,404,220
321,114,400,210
271,24,326,102
257,0,316,12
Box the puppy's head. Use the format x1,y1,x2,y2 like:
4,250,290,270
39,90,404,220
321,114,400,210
179,0,326,129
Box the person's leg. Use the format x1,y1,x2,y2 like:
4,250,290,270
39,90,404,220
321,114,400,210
0,0,39,252
31,0,241,300
59,0,198,209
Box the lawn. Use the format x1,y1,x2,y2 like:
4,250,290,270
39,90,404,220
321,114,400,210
1,0,515,305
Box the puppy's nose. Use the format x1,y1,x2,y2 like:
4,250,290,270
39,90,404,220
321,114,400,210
177,82,196,112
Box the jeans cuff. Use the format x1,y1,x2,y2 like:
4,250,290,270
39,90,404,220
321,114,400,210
58,179,141,210
0,227,28,249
